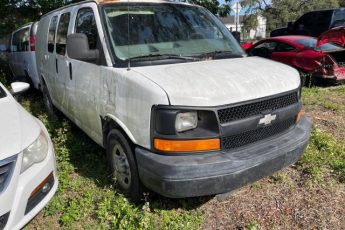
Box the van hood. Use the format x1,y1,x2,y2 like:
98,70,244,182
317,26,345,49
0,95,40,160
132,57,300,106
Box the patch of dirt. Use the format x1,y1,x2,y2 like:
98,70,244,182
304,105,345,142
202,168,345,230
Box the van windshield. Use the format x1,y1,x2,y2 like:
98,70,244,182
101,3,244,64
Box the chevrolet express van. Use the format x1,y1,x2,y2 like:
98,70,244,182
36,0,312,200
9,22,40,89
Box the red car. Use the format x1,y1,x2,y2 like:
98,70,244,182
246,28,345,83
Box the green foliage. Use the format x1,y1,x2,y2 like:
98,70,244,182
0,0,81,37
17,92,205,229
298,127,345,182
242,14,259,32
302,86,345,112
246,222,263,230
241,0,342,32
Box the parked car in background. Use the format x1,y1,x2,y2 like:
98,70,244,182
271,8,345,37
246,33,345,83
8,22,40,89
36,0,311,201
0,82,57,230
241,41,254,50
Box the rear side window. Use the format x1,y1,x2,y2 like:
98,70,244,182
12,28,30,52
332,9,345,27
48,16,58,53
75,8,98,49
56,13,71,56
275,42,296,52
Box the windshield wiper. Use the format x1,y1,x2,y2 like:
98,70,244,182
198,50,241,59
127,54,201,62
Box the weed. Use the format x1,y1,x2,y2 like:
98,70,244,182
297,127,345,183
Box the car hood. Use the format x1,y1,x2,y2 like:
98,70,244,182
317,26,345,49
0,95,40,160
132,57,300,106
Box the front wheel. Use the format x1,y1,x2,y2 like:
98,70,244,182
107,129,143,202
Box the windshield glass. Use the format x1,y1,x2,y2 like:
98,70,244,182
295,38,344,51
0,85,7,99
101,3,244,63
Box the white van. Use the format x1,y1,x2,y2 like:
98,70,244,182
9,22,40,89
36,0,312,200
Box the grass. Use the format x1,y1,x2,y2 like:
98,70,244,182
302,86,345,112
1,67,344,229
297,127,345,182
19,93,204,230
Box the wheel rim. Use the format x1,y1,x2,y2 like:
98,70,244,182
112,141,131,190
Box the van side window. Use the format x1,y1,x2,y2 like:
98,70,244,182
12,28,30,52
75,8,98,50
56,13,70,56
48,16,58,53
12,31,20,52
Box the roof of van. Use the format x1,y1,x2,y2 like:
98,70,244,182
41,0,193,18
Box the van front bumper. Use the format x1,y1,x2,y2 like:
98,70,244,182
136,116,312,198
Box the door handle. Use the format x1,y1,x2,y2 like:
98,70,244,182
69,63,72,80
55,58,58,74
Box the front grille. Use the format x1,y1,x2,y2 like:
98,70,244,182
218,92,299,124
0,212,10,230
0,156,16,193
222,118,295,150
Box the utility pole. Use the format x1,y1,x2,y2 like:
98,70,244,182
232,1,242,32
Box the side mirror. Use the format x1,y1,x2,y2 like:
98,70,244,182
67,33,99,62
11,82,30,96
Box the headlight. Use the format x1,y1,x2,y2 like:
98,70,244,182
21,131,49,173
175,112,198,132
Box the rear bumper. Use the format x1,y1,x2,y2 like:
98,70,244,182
136,116,312,198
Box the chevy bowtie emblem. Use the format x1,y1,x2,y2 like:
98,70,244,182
259,114,277,126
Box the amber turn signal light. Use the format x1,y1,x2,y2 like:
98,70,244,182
296,110,303,124
154,138,221,152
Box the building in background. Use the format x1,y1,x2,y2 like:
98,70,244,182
220,15,267,40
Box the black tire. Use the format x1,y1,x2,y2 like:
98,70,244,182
42,81,58,119
107,129,143,202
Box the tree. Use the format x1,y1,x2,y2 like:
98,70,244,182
0,0,80,37
241,0,341,33
340,0,345,7
191,0,233,16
